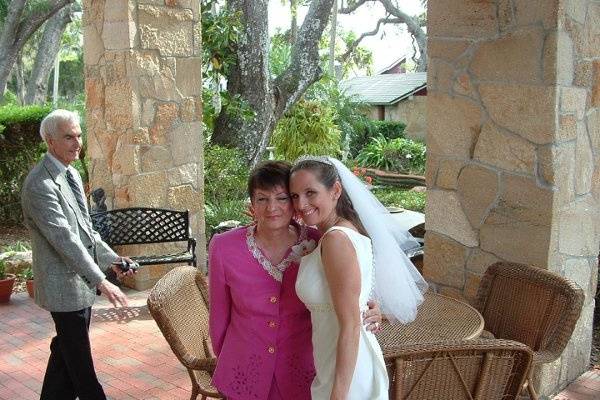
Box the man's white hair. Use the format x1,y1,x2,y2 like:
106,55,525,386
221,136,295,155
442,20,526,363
40,109,80,143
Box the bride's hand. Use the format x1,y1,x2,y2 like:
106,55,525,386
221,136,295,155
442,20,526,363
363,299,383,332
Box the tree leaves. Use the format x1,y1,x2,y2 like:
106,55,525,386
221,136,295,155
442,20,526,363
270,99,341,161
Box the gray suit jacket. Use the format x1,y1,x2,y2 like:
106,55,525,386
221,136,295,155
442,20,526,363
21,154,118,312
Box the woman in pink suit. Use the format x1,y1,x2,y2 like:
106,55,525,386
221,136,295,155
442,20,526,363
209,161,380,400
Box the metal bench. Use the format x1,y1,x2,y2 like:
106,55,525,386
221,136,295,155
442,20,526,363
91,207,197,268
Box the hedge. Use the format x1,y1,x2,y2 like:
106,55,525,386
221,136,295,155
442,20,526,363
0,105,51,226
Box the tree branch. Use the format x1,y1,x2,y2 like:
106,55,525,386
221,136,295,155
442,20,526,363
339,0,372,14
377,0,427,71
337,16,400,64
274,0,335,116
15,0,75,50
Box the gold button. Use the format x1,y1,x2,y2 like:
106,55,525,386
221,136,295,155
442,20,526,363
268,346,275,354
269,296,278,303
268,321,277,328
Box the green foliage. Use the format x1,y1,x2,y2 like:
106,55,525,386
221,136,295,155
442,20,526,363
271,99,341,161
338,30,374,77
204,144,249,205
347,120,406,158
1,241,31,253
204,199,251,238
0,104,51,225
356,136,426,174
19,266,33,280
373,120,407,140
0,90,18,106
301,78,372,159
0,260,5,279
201,1,241,78
202,88,255,140
371,187,426,213
269,32,291,78
0,103,51,129
200,2,255,136
48,55,84,103
203,144,250,237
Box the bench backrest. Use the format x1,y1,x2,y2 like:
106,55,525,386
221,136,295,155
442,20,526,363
91,207,190,246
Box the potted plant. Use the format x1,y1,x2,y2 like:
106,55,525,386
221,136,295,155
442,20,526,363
20,266,34,299
0,260,16,303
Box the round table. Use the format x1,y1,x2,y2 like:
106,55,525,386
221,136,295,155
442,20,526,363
376,292,484,354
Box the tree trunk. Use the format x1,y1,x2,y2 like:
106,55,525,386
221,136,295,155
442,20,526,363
15,55,26,104
25,5,73,105
290,0,298,43
0,0,74,101
212,0,273,167
212,0,334,167
329,0,337,77
0,0,27,100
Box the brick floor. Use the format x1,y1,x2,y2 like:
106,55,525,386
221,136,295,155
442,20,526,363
0,289,193,400
553,369,600,400
0,289,598,400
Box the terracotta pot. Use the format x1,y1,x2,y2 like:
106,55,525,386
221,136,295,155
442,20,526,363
26,279,34,299
0,274,16,303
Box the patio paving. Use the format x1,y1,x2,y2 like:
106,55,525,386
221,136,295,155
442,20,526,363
0,289,191,400
0,288,598,400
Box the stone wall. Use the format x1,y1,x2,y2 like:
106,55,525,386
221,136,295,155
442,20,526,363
426,0,599,396
83,0,205,289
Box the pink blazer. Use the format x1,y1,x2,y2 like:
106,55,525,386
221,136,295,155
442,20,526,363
209,226,320,400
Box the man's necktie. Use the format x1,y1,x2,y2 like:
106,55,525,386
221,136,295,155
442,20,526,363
65,169,88,217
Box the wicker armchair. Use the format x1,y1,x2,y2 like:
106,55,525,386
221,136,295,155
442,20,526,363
385,339,533,400
474,262,584,400
147,266,223,400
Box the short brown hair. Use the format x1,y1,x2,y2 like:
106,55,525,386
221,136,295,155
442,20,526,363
247,161,292,198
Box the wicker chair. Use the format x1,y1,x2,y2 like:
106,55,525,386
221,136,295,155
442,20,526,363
147,266,223,400
474,262,584,400
385,339,533,400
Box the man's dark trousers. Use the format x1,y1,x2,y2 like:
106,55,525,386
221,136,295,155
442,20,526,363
40,307,106,400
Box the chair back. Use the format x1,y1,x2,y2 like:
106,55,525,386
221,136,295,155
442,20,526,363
386,339,532,400
474,262,584,363
147,266,221,398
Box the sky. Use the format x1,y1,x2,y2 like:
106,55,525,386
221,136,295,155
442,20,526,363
268,1,426,76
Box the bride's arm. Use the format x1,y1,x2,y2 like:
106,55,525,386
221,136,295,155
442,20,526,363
321,231,361,400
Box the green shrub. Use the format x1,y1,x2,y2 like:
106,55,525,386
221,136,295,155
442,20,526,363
0,260,5,279
349,119,406,157
204,144,249,204
0,104,52,226
371,187,426,213
356,136,426,174
271,100,341,161
372,120,406,140
204,144,250,238
348,118,377,158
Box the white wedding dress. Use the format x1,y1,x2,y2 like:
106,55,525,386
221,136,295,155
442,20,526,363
296,226,388,400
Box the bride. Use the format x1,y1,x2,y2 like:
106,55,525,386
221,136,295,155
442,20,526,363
289,156,427,399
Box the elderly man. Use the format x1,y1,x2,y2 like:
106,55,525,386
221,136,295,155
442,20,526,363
21,109,132,400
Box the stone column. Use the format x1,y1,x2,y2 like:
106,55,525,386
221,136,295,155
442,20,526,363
425,0,599,395
82,0,204,289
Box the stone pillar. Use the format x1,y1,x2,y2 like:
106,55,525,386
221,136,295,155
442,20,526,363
425,0,599,396
82,0,204,289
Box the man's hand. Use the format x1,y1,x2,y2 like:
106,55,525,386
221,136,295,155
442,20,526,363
97,279,129,308
111,256,137,279
363,299,383,332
